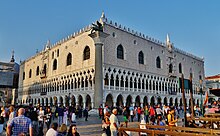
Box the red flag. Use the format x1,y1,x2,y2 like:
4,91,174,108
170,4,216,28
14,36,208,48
203,91,208,105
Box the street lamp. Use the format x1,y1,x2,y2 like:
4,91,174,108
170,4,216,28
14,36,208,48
199,79,203,116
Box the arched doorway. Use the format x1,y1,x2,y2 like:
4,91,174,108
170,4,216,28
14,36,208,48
157,96,162,105
143,96,148,107
150,96,155,106
180,98,183,106
71,95,76,107
59,96,63,106
116,94,123,107
37,98,40,105
41,98,44,106
106,94,113,107
169,98,173,106
86,95,91,109
126,95,132,107
135,95,140,107
65,95,69,106
49,97,53,106
54,96,58,106
78,95,83,108
163,97,168,106
45,98,48,106
175,98,178,107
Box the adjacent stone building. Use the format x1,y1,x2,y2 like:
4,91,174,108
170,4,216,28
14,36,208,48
0,52,19,106
206,74,220,101
18,13,205,109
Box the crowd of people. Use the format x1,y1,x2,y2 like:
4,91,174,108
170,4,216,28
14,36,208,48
0,104,85,136
100,100,220,136
0,100,219,136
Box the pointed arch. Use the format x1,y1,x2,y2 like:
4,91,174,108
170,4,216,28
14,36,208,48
138,51,144,64
169,63,173,73
117,44,124,59
156,56,161,68
53,59,57,70
66,53,72,66
83,46,90,60
179,63,182,73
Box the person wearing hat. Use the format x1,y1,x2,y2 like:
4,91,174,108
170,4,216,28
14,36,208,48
109,108,119,136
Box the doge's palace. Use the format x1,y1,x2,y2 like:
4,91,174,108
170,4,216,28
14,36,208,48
18,13,205,109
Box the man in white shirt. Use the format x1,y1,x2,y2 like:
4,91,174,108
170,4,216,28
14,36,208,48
46,122,58,136
110,108,119,136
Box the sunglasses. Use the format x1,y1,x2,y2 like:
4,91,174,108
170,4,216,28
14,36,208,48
72,127,77,130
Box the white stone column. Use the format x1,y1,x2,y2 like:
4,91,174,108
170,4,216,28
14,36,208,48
123,77,126,91
113,76,116,90
89,31,109,108
108,78,111,90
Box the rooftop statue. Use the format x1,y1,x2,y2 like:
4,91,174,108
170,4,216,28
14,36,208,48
91,21,103,33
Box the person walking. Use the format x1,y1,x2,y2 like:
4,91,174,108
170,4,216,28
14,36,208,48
46,122,58,136
83,107,89,121
57,106,64,126
7,108,33,136
45,108,52,130
29,111,39,136
109,108,119,136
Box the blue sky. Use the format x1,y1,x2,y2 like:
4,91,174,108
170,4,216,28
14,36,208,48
0,1,219,76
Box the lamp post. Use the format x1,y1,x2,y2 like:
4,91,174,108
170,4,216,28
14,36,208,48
199,79,203,116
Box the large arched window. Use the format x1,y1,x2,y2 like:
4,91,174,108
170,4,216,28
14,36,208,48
117,44,124,59
66,53,72,66
53,59,57,70
36,66,39,76
138,51,144,64
169,64,173,73
29,69,32,78
156,56,161,68
179,63,182,73
83,46,90,60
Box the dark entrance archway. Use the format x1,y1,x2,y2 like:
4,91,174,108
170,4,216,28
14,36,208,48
163,97,167,106
106,94,113,107
116,94,123,107
126,95,132,107
143,96,148,107
86,95,91,109
135,95,141,107
78,95,83,108
150,96,155,106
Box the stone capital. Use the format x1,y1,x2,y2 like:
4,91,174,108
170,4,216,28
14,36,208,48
88,31,109,44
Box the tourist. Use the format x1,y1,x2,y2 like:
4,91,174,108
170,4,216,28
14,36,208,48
58,123,67,136
155,104,163,118
45,107,52,130
7,105,16,125
122,107,128,127
1,107,6,130
167,106,178,126
129,106,134,122
7,108,33,136
149,105,155,119
46,122,58,136
144,106,149,123
29,111,39,136
71,112,76,123
83,107,89,121
38,106,45,129
57,105,64,126
98,104,103,119
110,108,119,136
51,105,56,120
137,107,142,122
63,108,68,125
102,111,111,136
67,124,80,136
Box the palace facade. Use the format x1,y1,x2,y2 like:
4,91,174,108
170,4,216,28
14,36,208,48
18,13,205,109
